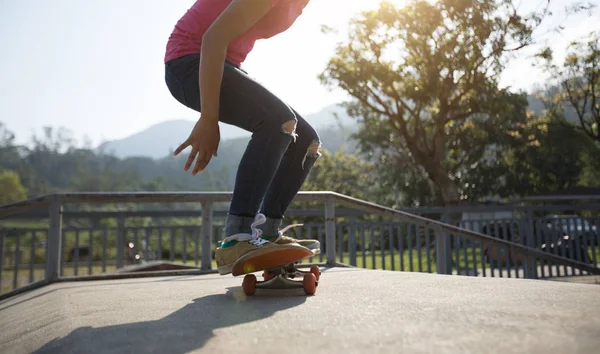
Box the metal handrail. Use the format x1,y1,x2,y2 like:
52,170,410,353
1,191,599,276
3,204,600,220
0,191,336,218
3,192,600,218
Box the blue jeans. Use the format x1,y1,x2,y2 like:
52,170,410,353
164,54,321,237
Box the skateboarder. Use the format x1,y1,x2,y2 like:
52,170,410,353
164,0,321,275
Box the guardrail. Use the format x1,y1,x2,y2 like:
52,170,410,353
1,191,599,300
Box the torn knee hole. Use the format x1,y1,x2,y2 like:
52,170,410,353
307,141,321,156
281,119,298,141
301,140,321,169
282,120,297,134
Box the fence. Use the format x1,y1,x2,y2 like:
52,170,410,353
1,192,599,299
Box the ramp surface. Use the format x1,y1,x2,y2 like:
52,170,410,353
1,268,599,354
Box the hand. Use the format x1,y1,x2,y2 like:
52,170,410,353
174,116,220,175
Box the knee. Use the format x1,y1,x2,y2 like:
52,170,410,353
281,118,298,140
300,138,321,170
300,125,322,166
256,107,298,141
306,139,322,158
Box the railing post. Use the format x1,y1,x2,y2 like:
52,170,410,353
116,215,125,269
436,214,453,275
0,229,4,289
325,196,336,267
45,198,63,283
201,201,213,271
524,208,538,279
348,216,357,267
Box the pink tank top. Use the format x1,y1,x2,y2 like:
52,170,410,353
165,0,309,66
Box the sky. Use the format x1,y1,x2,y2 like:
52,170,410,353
0,0,598,148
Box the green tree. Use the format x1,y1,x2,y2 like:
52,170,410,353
0,170,27,205
462,103,600,198
537,30,600,142
319,0,590,205
293,148,385,223
302,148,377,201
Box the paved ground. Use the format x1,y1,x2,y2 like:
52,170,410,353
1,268,599,354
546,274,600,285
452,262,600,278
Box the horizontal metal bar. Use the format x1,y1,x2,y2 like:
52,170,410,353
0,208,372,220
2,192,600,219
3,203,600,221
521,194,600,201
0,279,49,301
0,192,334,218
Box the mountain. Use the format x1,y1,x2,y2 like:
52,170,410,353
97,103,356,159
97,90,578,160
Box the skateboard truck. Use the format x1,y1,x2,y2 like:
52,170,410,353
242,264,321,296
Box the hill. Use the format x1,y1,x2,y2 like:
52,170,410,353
97,104,356,159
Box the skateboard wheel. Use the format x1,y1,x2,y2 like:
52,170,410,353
302,273,317,295
309,265,321,281
242,274,257,296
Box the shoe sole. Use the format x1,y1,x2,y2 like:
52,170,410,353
217,263,234,275
278,241,321,251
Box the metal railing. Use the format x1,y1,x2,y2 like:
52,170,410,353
1,191,599,299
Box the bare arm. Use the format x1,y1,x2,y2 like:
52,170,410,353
174,0,273,174
199,0,273,121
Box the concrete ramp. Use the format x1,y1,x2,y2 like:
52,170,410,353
1,268,599,354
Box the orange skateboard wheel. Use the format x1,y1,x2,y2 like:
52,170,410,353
309,265,321,281
242,274,257,296
302,273,317,295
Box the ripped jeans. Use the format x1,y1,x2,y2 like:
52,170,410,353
164,54,321,238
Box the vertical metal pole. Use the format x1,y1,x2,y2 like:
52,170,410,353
325,196,336,267
436,215,452,275
348,216,357,267
524,208,538,279
201,202,213,271
0,229,4,289
116,215,125,269
45,198,63,283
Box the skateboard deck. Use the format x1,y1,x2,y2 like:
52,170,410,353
238,248,321,296
231,245,315,276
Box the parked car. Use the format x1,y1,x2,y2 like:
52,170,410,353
544,214,598,246
478,217,594,266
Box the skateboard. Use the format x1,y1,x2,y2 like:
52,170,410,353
235,248,321,296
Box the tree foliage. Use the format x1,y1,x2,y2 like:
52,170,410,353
0,170,27,205
461,94,600,199
302,149,369,197
537,30,600,142
319,0,590,205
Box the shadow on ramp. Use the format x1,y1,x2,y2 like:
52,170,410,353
34,286,307,354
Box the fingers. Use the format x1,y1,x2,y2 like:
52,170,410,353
192,151,211,175
184,147,198,171
173,140,189,156
178,135,219,174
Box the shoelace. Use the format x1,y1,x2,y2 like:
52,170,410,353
222,213,270,246
272,222,304,242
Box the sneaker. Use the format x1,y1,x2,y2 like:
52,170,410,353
215,214,310,275
261,223,321,253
